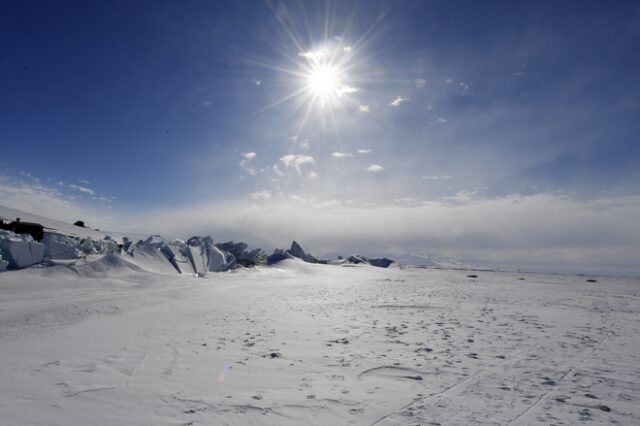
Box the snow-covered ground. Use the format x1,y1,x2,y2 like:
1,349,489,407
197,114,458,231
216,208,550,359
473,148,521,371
1,256,639,425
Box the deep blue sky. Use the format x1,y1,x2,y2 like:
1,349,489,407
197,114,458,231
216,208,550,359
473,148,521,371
1,1,639,273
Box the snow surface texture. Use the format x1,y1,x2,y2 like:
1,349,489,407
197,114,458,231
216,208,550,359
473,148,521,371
0,259,639,425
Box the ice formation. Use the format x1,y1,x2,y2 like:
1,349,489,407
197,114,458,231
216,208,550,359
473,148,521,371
0,230,44,269
1,218,395,273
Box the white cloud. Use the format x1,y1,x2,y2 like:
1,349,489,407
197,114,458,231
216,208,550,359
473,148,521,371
415,78,426,88
436,117,448,123
422,175,452,180
445,78,454,84
299,139,310,149
357,149,372,154
337,85,359,97
253,79,262,86
343,46,352,52
443,190,477,203
289,194,306,202
389,96,410,107
394,197,418,204
93,196,112,203
69,184,95,195
280,154,315,174
202,100,212,106
249,190,272,200
239,152,258,175
368,164,384,173
308,171,319,179
299,50,327,63
272,164,285,177
332,152,353,158
358,105,370,113
79,179,90,185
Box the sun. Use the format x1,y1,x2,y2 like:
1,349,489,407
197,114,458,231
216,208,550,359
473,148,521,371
253,39,364,135
307,65,340,98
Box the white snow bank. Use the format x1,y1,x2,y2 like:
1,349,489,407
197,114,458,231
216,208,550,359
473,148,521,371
0,230,44,269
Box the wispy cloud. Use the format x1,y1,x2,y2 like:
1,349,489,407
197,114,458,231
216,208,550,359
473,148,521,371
436,117,448,123
69,184,95,195
415,78,426,88
443,190,477,203
239,152,257,175
298,49,327,63
389,96,410,107
272,164,285,177
368,164,384,173
422,175,452,180
337,85,359,96
331,152,353,158
280,154,315,174
358,105,370,113
249,190,272,200
357,149,372,154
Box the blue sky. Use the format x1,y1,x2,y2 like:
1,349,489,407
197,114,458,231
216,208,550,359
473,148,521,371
1,1,640,274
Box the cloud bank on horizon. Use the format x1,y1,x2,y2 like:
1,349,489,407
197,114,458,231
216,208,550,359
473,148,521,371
1,1,639,274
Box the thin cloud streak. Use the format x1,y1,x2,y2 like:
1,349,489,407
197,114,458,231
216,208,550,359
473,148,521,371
389,96,410,107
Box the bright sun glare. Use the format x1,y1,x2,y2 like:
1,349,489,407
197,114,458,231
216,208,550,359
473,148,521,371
308,65,340,98
256,33,363,134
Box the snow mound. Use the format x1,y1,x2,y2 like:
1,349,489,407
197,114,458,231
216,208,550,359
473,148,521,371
0,230,44,269
69,254,147,278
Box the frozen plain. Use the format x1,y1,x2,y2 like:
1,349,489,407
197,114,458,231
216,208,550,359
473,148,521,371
1,256,639,426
